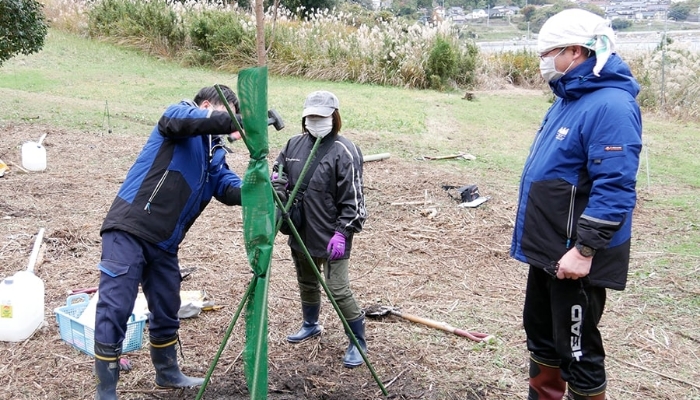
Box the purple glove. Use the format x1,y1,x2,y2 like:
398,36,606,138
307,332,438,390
271,172,288,204
326,232,346,260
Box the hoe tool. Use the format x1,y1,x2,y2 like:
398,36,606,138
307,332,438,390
365,304,493,343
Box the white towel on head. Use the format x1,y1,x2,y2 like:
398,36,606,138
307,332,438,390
537,9,616,77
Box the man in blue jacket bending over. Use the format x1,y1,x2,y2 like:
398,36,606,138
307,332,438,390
510,9,643,400
93,85,243,399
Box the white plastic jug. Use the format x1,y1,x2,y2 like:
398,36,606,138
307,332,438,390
0,270,45,342
21,133,47,172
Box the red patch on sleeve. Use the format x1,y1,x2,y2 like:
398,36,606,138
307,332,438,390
604,146,623,151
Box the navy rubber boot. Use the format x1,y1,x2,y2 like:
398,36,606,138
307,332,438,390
150,335,204,388
343,314,367,368
287,303,323,343
94,341,121,400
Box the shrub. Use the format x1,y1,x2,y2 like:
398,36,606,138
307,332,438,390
611,19,632,31
41,0,89,34
0,0,48,66
280,0,338,18
454,41,479,88
88,0,186,56
262,7,476,89
188,9,256,69
478,49,543,89
629,42,700,120
425,36,457,90
79,1,475,90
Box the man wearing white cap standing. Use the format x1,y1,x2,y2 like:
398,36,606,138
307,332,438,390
271,90,369,368
510,9,642,400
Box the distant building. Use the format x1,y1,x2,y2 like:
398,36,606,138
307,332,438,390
447,6,465,16
446,5,467,25
471,9,488,19
489,6,506,18
604,0,669,20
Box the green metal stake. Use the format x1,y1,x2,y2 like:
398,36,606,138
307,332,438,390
195,275,259,400
216,84,247,146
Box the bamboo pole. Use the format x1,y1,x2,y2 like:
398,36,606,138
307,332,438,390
363,153,391,162
255,0,265,66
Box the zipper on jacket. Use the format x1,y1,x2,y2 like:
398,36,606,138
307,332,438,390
144,170,169,214
172,160,207,244
566,185,576,248
207,135,214,184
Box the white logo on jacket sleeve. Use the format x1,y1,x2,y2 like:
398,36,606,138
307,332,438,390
556,127,570,141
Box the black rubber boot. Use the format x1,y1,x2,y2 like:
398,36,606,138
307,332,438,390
343,314,367,368
150,335,204,388
287,303,323,343
94,341,121,400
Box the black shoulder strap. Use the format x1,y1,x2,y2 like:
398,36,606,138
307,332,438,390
299,136,335,192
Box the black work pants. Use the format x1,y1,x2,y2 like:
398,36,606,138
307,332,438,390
523,266,608,395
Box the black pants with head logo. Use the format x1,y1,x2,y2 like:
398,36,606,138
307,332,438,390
523,266,608,395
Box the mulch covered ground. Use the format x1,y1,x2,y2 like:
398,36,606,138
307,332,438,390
1,122,695,400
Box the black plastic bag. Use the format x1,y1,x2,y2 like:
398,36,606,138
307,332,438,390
442,184,481,203
457,185,480,203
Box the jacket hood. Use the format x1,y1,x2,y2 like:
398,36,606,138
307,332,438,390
549,53,640,101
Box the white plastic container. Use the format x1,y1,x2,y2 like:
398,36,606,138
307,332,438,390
0,270,45,342
21,141,47,171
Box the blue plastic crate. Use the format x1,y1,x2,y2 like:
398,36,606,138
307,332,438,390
54,293,146,356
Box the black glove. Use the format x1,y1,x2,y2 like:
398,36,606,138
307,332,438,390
271,172,288,204
220,186,241,206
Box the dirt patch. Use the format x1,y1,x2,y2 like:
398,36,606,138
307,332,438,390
0,123,696,399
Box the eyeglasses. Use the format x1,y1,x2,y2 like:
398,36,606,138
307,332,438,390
539,47,567,61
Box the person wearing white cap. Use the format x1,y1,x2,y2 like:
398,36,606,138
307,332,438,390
510,9,643,400
271,90,369,368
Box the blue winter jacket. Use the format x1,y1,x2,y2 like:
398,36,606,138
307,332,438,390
510,54,642,290
101,100,243,253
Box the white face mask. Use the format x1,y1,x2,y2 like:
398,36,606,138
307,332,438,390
539,48,573,82
305,116,333,138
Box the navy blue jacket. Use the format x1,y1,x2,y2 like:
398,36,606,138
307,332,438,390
101,100,242,253
510,54,643,290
